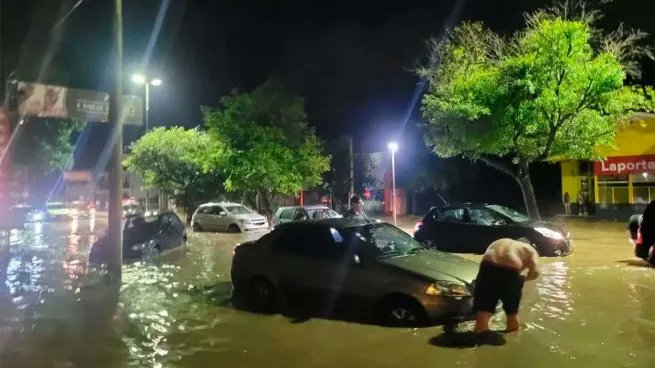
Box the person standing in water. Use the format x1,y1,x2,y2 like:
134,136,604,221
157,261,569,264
563,192,571,215
473,237,540,335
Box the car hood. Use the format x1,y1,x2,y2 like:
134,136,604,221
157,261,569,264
379,251,479,284
519,220,569,236
232,213,267,222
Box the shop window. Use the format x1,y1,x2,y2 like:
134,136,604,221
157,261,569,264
598,183,629,204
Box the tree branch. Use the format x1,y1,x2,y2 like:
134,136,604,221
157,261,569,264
478,157,519,181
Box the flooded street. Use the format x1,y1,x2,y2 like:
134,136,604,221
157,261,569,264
1,217,655,367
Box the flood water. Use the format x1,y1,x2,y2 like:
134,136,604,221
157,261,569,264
1,217,654,367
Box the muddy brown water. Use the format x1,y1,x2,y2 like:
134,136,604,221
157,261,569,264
1,217,654,367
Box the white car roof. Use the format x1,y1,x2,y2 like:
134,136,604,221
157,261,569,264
198,202,244,207
278,205,331,210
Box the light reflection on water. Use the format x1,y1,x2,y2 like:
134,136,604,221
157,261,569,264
1,219,655,367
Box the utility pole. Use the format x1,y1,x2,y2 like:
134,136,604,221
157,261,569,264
144,81,149,210
107,0,123,279
348,136,354,200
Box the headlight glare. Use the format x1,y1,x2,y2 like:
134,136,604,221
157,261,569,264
535,227,564,240
425,281,471,297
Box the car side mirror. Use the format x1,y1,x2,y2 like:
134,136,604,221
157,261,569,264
219,211,227,216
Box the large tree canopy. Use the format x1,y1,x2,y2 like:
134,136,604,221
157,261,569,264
419,3,654,219
123,127,224,220
203,79,330,218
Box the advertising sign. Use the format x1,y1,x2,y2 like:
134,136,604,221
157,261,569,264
0,106,11,228
14,81,143,125
593,155,655,176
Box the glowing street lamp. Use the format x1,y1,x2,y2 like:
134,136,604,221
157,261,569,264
388,141,399,226
132,73,162,209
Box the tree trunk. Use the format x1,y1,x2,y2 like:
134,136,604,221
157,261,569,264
258,189,273,225
517,162,541,220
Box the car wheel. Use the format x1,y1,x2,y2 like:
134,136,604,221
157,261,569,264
376,296,427,327
228,224,241,233
249,277,278,313
193,223,203,232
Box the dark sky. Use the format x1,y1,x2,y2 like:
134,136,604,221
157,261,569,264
3,0,654,206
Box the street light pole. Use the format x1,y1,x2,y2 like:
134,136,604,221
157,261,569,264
144,81,149,210
388,142,398,226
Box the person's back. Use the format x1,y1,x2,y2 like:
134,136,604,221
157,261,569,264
474,238,540,335
482,238,539,279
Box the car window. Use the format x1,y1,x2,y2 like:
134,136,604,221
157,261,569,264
169,214,184,231
225,205,251,215
209,206,225,215
437,208,465,222
273,226,338,257
279,209,294,220
293,208,308,221
468,208,504,225
352,224,424,259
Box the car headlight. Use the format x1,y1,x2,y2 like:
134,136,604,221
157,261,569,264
534,227,564,240
425,281,471,297
240,219,252,224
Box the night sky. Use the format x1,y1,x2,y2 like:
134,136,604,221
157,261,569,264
3,0,654,208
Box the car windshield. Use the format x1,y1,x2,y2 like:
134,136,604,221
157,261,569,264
353,224,425,258
307,208,341,219
225,205,252,215
487,205,531,223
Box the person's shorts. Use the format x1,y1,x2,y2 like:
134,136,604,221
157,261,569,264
473,261,524,315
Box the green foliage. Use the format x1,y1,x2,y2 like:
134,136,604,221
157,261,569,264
203,79,331,214
13,119,82,174
124,127,224,212
420,18,653,163
418,3,654,218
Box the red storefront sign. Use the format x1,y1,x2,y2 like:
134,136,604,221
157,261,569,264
0,106,11,225
593,155,655,176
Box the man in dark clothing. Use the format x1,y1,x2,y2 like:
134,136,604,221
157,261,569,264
641,199,655,266
343,195,370,221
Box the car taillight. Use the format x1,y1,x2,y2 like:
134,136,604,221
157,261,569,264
637,228,642,245
414,221,423,233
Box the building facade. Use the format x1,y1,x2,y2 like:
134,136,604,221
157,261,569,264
560,113,655,218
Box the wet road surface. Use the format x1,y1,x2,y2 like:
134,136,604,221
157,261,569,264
1,217,655,367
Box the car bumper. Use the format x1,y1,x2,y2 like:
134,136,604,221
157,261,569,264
542,237,574,257
418,295,476,323
241,223,269,232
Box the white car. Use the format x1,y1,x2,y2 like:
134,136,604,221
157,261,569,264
191,202,268,233
273,205,342,226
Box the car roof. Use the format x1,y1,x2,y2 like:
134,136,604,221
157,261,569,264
278,205,331,210
430,202,491,211
198,202,243,207
274,217,374,230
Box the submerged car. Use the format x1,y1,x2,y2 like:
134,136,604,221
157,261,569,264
88,211,187,264
45,202,70,221
231,219,479,327
414,203,572,257
192,202,268,233
272,205,342,226
69,201,95,219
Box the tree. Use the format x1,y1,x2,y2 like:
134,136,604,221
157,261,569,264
203,79,331,220
123,127,225,221
418,1,654,219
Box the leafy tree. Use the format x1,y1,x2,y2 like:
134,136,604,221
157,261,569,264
418,1,654,219
203,79,331,220
124,127,225,221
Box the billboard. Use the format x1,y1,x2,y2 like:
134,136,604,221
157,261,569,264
13,81,143,125
593,155,655,176
0,106,11,227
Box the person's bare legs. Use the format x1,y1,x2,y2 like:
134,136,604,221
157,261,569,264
474,311,493,334
506,314,520,332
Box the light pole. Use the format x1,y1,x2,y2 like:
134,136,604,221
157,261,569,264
131,74,161,210
388,141,398,226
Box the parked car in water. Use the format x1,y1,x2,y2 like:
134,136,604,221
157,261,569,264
69,201,95,219
191,202,268,233
45,202,70,221
272,205,342,226
231,219,480,327
413,203,573,257
122,203,143,218
88,212,187,264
